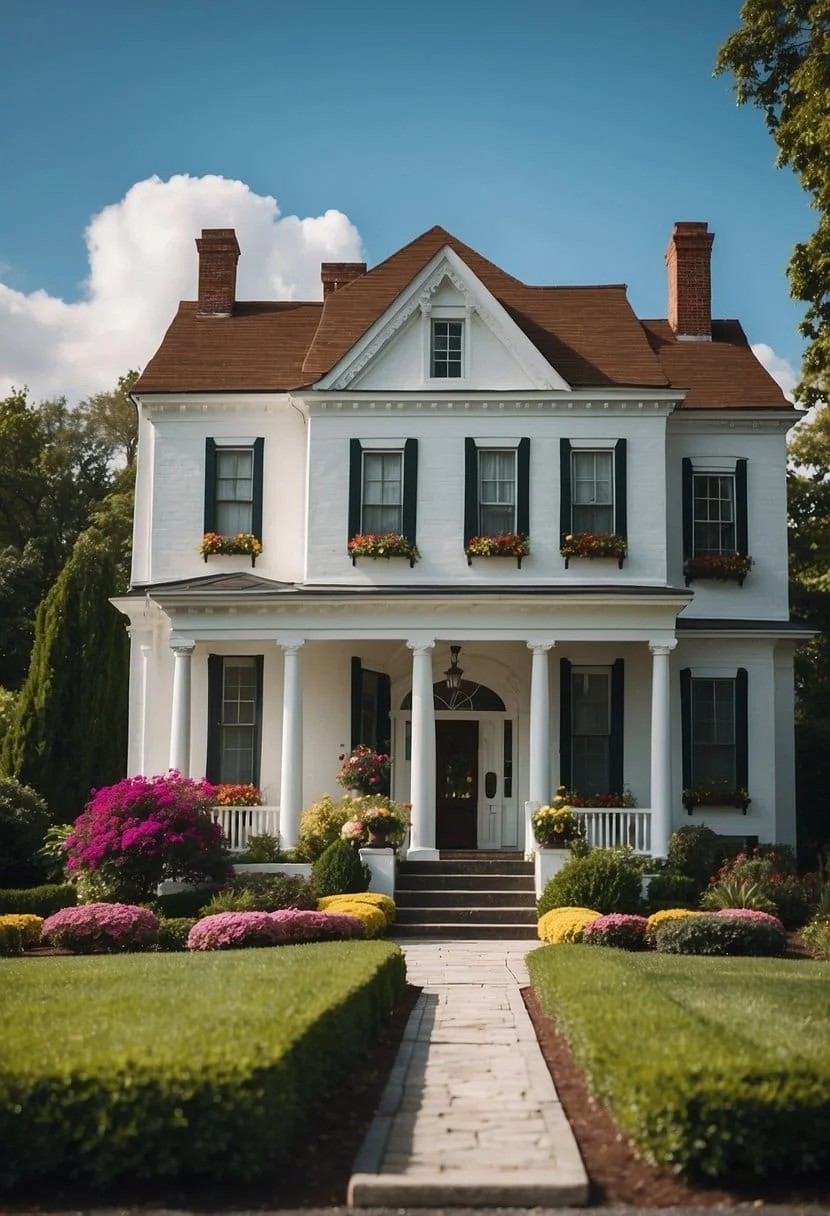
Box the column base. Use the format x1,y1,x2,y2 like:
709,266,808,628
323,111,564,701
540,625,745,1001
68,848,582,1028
406,846,441,861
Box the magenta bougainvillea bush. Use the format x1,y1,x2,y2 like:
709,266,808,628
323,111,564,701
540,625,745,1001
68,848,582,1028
581,913,649,950
187,909,366,950
66,772,231,902
42,903,159,953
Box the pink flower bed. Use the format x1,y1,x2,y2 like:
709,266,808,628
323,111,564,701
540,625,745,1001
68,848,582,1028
714,908,785,931
270,909,365,942
188,909,366,950
582,913,649,950
42,903,159,953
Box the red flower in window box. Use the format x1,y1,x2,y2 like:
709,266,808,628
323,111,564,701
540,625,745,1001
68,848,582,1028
347,533,419,566
683,553,752,586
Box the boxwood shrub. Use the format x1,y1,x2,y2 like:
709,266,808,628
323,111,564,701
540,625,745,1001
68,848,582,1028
0,883,76,916
654,913,786,957
646,873,698,911
538,849,642,917
156,917,198,952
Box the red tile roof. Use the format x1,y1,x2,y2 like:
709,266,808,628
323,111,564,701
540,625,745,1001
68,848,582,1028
134,226,789,408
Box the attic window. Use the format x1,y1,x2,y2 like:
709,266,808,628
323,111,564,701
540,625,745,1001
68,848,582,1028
431,320,463,378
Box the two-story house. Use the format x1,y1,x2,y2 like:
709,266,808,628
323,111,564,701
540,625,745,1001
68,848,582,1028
114,221,808,859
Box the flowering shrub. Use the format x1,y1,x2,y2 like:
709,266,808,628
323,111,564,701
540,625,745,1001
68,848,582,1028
582,913,649,949
66,773,232,902
187,911,282,950
560,532,627,560
270,908,365,942
701,850,816,927
654,912,786,957
215,784,262,807
683,552,752,582
0,913,43,948
318,892,396,925
299,795,360,859
714,908,785,931
316,901,386,937
646,908,702,938
42,903,159,953
347,533,419,563
538,906,600,944
801,915,830,960
336,746,391,794
465,532,529,558
199,532,262,559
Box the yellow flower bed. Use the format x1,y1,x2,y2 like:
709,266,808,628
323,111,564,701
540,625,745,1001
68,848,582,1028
0,914,43,948
646,908,703,937
318,892,396,925
322,901,386,938
538,906,600,944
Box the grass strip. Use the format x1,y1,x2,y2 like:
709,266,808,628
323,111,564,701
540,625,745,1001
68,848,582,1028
526,945,830,1182
0,941,405,1192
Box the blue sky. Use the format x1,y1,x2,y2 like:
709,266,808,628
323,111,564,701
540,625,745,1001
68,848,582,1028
0,0,811,400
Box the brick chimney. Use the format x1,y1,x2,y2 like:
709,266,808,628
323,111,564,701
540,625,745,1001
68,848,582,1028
196,228,241,316
665,221,714,340
321,261,367,299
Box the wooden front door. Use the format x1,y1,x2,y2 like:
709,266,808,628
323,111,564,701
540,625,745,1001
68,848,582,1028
436,720,479,849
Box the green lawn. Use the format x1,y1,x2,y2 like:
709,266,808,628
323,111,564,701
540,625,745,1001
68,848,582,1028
0,942,406,1193
527,945,830,1182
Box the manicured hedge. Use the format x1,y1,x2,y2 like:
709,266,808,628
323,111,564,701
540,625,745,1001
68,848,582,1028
0,942,406,1193
654,913,786,957
527,946,830,1182
0,883,76,916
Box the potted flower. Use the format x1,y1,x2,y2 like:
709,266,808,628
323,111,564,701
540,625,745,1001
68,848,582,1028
683,552,752,586
336,745,391,795
465,533,530,568
562,788,637,809
199,532,263,567
531,803,584,847
348,533,419,567
560,532,627,569
215,784,262,807
340,798,409,848
682,783,751,814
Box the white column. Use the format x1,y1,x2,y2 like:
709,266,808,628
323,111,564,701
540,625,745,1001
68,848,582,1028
169,640,195,774
139,641,152,775
527,641,554,854
649,641,677,858
407,639,438,860
278,638,304,849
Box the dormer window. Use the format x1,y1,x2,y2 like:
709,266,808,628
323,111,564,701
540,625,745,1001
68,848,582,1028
431,319,463,378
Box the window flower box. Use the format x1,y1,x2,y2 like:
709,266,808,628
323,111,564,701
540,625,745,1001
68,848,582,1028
683,553,752,587
465,533,529,568
682,785,751,815
199,532,262,567
560,532,627,569
347,533,419,567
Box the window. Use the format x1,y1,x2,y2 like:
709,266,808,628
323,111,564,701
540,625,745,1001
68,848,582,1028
571,669,611,795
361,451,403,534
478,449,515,534
206,655,263,785
431,319,463,378
691,678,735,787
572,450,613,534
204,438,264,539
693,474,735,556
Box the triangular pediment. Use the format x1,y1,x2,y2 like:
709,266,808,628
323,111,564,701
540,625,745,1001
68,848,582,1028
316,246,572,392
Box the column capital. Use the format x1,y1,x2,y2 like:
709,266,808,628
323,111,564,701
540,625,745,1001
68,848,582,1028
140,642,153,658
527,640,555,654
169,637,195,656
276,635,305,654
406,639,435,654
649,640,677,657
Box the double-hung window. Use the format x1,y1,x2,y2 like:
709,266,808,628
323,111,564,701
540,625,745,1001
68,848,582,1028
431,319,463,378
680,668,749,795
692,474,735,556
478,449,516,534
361,451,403,534
571,668,611,795
206,655,264,785
572,450,614,534
204,437,264,539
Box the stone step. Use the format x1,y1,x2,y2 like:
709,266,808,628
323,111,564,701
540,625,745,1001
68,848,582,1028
396,888,535,908
396,905,537,925
396,873,535,892
392,922,539,940
399,859,533,876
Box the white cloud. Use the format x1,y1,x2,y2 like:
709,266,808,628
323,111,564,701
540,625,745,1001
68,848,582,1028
751,342,799,403
0,174,364,403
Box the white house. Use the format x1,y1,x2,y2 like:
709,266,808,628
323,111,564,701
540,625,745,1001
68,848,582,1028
113,221,808,859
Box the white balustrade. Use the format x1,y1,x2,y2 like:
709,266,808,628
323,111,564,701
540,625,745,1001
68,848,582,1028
212,805,280,853
573,808,652,854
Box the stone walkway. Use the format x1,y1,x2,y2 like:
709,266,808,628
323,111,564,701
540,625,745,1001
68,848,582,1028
348,938,589,1207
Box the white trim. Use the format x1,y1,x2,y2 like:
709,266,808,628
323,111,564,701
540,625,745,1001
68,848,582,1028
690,666,739,679
475,436,521,449
213,436,257,447
568,437,619,449
358,437,407,450
689,456,739,472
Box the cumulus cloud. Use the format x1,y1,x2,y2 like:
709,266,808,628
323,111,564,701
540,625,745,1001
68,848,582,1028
751,342,799,403
0,174,364,403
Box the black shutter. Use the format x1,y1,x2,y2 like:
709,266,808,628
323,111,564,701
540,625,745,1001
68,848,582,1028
402,438,418,544
348,439,362,540
735,668,749,790
350,657,362,750
610,658,624,793
560,439,572,543
680,667,692,788
559,657,572,789
517,437,530,537
204,438,217,533
464,438,478,544
377,673,391,757
682,458,693,561
614,439,627,540
251,437,264,541
735,459,748,554
253,655,264,786
206,654,223,783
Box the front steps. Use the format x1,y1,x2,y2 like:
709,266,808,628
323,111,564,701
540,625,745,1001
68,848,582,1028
394,852,537,940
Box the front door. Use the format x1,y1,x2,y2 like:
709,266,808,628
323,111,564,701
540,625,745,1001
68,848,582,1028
436,720,479,849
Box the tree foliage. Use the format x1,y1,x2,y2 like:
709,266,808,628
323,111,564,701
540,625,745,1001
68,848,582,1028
76,370,140,467
716,1,830,406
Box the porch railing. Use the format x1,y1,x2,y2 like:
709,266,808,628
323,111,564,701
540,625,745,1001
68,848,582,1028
573,808,652,854
212,805,280,853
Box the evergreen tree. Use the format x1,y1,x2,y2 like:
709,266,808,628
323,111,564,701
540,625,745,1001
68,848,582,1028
1,467,135,821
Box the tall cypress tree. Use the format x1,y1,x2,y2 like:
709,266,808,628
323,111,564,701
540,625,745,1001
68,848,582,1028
1,468,134,821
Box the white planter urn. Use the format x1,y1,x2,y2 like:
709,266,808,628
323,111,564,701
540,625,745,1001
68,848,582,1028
359,847,396,899
534,847,571,898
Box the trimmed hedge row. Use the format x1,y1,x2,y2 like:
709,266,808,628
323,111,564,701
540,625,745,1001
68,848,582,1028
0,884,76,916
0,942,406,1193
527,945,830,1182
